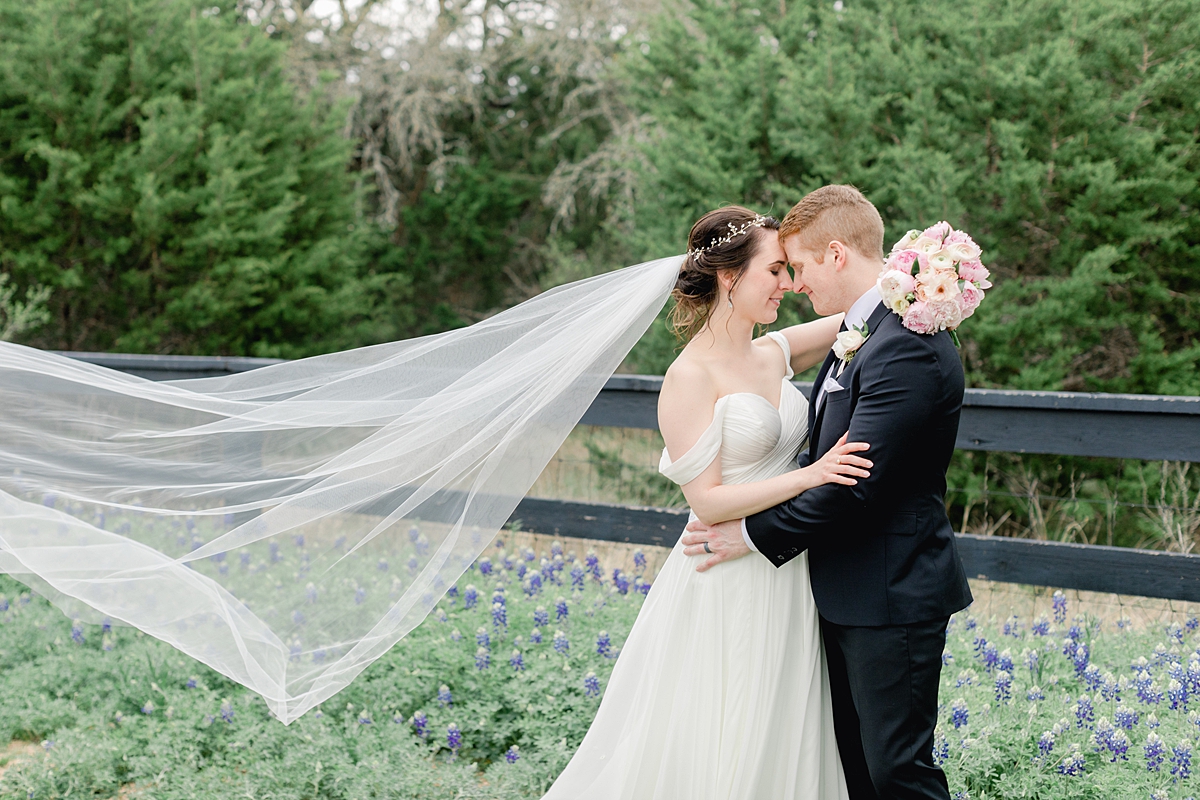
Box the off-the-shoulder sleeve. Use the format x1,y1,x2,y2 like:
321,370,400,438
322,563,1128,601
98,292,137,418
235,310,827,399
657,397,729,486
764,331,794,380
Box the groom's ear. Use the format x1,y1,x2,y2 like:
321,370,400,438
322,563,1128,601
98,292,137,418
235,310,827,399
828,240,848,269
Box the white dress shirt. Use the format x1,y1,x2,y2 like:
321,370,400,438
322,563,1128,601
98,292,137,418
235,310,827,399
741,285,883,553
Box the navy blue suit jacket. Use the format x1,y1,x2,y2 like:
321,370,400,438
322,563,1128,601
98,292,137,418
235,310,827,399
745,302,973,627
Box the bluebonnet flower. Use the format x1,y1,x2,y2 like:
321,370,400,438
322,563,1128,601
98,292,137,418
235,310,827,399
0,596,7,613
553,630,570,655
479,557,493,576
1075,694,1095,728
437,685,452,707
1139,676,1165,707
571,565,585,591
1153,644,1174,667
1189,616,1200,633
1188,658,1200,694
586,550,601,580
596,631,611,658
407,556,419,575
392,711,404,724
1052,590,1067,623
633,548,646,572
292,610,306,626
186,677,198,689
533,606,549,626
476,627,490,649
1027,686,1045,702
358,711,373,725
584,671,601,697
965,616,977,631
1024,648,1039,676
41,740,54,751
450,628,462,641
994,671,1013,704
447,723,461,753
998,649,1014,673
220,699,235,723
475,647,490,670
464,585,478,610
355,587,367,605
409,524,421,543
239,552,251,567
1115,706,1139,730
979,642,999,672
1146,732,1166,771
492,602,507,628
1037,730,1056,757
1083,664,1103,692
1073,642,1091,678
1170,679,1188,711
1149,792,1169,800
942,651,954,666
1172,742,1192,780
293,534,304,548
1101,672,1120,702
525,573,543,596
1057,744,1086,776
71,621,85,645
446,586,459,602
614,571,630,595
516,562,527,579
955,670,976,688
551,540,564,558
412,710,428,738
1168,622,1186,646
949,699,969,729
115,711,125,724
932,731,950,766
141,701,155,715
1032,616,1051,636
1003,615,1021,638
1149,712,1161,729
1116,616,1132,631
637,577,652,596
505,745,520,763
556,597,569,621
510,650,524,671
313,649,326,663
530,628,543,644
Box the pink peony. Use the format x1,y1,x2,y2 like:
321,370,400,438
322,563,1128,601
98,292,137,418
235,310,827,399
902,301,937,334
915,268,961,304
930,299,964,330
960,281,985,312
922,221,952,243
886,249,921,274
957,260,992,287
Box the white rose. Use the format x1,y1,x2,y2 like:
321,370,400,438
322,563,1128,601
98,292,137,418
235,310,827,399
832,329,866,360
944,239,982,262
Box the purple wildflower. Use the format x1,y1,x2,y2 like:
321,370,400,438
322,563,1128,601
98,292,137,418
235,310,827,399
1027,686,1045,702
584,671,601,697
534,606,549,627
447,723,461,753
1189,617,1200,633
1037,731,1055,757
942,651,954,666
1075,694,1094,728
1145,732,1166,771
437,685,452,707
556,597,569,621
1052,590,1067,623
553,630,569,655
1167,622,1185,646
479,558,493,576
475,647,490,670
358,711,373,725
306,583,318,603
505,745,520,763
1107,729,1130,762
933,732,949,766
220,699,235,724
71,621,85,645
586,550,601,581
1031,616,1051,636
141,701,154,715
1172,742,1192,780
1025,649,1040,676
476,627,490,649
1083,664,1103,692
571,565,585,590
464,585,478,610
995,671,1012,704
510,650,524,671
1169,679,1188,711
633,549,646,572
614,571,630,595
949,699,969,729
101,618,112,634
186,677,198,689
1056,744,1086,776
1115,706,1139,730
530,628,543,644
355,587,367,605
1003,615,1021,638
492,602,507,628
596,631,611,658
413,710,428,738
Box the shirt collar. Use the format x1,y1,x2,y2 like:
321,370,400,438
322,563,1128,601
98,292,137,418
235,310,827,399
845,285,883,331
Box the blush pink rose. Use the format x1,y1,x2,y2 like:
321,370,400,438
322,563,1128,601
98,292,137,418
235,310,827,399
915,268,961,303
922,221,952,243
886,249,921,274
957,260,991,287
902,300,937,334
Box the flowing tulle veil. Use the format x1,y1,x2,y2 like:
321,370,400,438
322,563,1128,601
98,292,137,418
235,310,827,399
0,255,682,723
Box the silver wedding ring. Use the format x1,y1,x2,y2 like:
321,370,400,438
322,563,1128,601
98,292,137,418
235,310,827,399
703,542,712,554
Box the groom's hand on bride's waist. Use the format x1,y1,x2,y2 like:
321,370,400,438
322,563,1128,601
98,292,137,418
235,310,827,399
681,519,750,572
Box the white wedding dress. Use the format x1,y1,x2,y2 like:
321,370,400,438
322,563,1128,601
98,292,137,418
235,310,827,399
544,332,848,800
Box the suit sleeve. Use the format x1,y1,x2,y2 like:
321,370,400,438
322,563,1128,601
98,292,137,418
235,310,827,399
746,334,948,566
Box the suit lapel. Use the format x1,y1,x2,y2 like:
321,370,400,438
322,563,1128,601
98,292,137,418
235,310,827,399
808,339,842,460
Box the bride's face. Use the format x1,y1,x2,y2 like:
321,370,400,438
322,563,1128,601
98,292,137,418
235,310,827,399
726,234,792,324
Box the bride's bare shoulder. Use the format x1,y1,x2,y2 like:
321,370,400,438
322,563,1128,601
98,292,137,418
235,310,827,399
660,352,717,419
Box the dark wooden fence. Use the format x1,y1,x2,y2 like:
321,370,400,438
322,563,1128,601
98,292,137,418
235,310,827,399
54,351,1200,603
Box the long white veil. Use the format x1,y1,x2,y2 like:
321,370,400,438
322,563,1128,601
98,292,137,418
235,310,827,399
0,255,682,724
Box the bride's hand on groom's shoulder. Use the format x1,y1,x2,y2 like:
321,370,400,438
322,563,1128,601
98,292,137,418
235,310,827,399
681,519,749,572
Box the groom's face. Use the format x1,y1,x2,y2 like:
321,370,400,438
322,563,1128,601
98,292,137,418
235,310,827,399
781,234,840,316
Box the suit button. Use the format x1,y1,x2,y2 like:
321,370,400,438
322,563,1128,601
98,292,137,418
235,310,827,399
777,555,785,562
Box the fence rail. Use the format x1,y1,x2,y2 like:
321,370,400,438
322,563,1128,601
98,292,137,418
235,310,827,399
50,350,1200,603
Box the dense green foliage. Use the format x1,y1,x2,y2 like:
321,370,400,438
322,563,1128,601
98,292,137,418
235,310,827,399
0,0,404,356
3,559,1200,798
620,0,1200,396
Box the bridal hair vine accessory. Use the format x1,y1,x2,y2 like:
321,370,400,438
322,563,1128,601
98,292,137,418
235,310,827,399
686,214,770,256
877,221,993,346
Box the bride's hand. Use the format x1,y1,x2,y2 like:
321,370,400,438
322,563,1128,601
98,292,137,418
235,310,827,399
808,433,872,487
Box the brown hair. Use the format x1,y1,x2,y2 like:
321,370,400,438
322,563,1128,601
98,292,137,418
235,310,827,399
778,185,884,262
669,206,780,341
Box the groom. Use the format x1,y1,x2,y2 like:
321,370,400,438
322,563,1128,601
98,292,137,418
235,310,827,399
682,185,973,799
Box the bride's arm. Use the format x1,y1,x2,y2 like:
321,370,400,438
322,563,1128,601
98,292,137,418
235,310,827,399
774,313,846,374
658,361,871,526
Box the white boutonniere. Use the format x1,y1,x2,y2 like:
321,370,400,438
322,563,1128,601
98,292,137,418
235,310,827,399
832,322,870,364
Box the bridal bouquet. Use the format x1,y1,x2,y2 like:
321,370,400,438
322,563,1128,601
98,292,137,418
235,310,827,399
876,221,992,344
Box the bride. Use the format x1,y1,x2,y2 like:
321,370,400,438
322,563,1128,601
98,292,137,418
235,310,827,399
543,206,872,799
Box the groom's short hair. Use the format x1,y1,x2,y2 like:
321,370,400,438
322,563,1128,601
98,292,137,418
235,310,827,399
779,185,885,262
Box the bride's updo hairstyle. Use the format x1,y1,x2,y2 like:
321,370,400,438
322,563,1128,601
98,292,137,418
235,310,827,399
670,205,780,341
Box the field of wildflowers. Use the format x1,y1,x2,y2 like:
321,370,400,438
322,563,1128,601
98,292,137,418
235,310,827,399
0,538,1196,800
